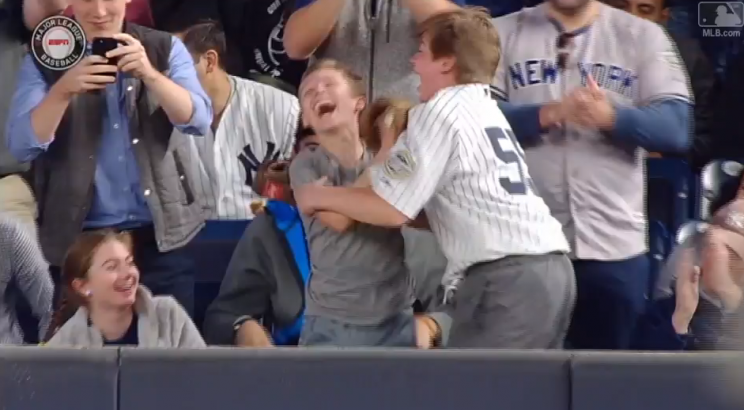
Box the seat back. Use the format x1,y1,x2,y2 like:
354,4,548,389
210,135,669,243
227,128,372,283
701,160,743,219
648,220,670,297
675,220,710,245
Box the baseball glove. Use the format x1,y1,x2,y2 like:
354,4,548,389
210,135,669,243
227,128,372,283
359,97,413,153
250,198,267,215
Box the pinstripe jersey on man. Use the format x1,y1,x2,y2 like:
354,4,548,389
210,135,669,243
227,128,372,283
184,75,300,219
492,3,691,260
369,84,570,290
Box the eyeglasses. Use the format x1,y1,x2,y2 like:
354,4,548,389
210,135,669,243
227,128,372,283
556,32,576,71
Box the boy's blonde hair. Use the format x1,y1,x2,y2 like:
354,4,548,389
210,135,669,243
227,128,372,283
301,59,366,97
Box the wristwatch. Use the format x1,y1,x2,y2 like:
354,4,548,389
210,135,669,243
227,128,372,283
431,322,443,348
423,316,443,348
232,316,254,333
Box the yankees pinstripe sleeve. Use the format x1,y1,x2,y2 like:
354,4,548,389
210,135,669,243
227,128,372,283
369,102,455,219
639,24,691,104
277,94,300,159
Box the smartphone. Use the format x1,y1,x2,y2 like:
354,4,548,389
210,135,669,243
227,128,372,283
91,37,121,77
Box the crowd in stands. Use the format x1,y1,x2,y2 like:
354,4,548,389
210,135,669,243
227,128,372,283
0,0,743,351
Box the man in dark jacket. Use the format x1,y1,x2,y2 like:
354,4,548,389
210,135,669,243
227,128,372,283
608,0,717,170
203,151,314,346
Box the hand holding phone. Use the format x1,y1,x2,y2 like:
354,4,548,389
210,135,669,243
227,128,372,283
91,37,122,78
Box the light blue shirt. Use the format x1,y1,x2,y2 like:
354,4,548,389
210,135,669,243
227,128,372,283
4,36,212,229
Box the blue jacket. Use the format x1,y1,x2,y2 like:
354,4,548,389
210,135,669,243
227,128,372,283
203,200,310,346
265,200,311,345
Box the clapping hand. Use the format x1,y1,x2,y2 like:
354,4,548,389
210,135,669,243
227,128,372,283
564,75,616,130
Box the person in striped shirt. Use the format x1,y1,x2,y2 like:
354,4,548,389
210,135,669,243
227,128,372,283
178,21,300,220
294,8,575,348
0,214,53,344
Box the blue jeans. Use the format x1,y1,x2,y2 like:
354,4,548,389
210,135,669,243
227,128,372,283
131,226,196,317
566,254,651,350
300,311,417,347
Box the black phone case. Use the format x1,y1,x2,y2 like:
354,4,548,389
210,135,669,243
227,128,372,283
91,38,122,65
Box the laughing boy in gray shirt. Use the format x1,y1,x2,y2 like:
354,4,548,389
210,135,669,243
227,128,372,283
290,145,417,346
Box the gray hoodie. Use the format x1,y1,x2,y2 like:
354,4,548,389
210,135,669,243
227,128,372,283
316,0,420,101
46,286,205,348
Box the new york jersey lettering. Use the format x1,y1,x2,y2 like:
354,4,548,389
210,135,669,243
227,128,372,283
508,60,637,99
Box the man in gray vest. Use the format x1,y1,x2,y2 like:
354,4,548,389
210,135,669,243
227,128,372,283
4,0,212,316
0,0,66,235
493,0,691,349
284,0,465,313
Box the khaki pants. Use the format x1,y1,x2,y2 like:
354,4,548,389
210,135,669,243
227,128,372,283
0,174,38,238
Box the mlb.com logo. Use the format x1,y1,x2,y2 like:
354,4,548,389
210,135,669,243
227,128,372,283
699,2,744,37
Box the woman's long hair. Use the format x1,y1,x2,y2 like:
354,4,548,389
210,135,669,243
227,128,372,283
43,230,133,342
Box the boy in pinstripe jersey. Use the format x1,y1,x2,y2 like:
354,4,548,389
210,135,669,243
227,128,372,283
295,8,576,348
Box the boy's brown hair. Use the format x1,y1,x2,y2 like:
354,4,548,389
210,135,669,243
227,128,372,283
417,7,501,85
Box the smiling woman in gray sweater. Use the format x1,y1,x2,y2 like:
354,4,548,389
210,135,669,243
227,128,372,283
0,214,53,344
44,230,205,348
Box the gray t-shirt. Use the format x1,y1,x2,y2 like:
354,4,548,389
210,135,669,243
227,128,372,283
289,146,413,325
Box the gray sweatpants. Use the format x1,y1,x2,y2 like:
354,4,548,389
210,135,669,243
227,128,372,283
299,311,417,347
448,252,576,349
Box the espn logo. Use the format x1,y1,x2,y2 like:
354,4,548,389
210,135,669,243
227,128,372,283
47,39,70,45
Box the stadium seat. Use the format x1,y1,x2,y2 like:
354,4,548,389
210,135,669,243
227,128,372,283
647,158,693,237
648,220,669,297
700,160,743,219
186,220,250,330
675,220,709,245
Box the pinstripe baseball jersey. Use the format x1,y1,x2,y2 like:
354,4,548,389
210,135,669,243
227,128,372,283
492,3,691,260
184,75,299,219
369,84,570,290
